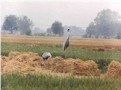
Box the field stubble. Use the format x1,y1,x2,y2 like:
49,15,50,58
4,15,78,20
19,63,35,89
1,34,121,51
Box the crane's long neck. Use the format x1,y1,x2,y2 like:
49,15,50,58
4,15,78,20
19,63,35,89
67,31,70,39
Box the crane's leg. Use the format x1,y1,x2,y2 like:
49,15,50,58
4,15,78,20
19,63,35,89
64,50,66,58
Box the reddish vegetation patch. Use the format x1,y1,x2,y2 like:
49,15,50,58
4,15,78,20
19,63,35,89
92,48,105,51
89,46,121,51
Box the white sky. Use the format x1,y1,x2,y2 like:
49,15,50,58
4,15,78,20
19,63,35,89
1,0,121,30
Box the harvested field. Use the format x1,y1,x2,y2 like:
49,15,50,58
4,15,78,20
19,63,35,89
1,51,100,76
1,34,121,51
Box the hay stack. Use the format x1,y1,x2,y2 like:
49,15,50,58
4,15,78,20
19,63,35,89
9,51,43,66
107,61,121,78
1,56,9,71
9,51,21,60
67,59,100,76
2,60,42,75
44,57,67,73
44,57,100,76
1,52,43,75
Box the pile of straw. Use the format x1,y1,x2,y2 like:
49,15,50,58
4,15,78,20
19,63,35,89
107,61,121,78
1,51,100,76
1,52,43,75
44,57,100,76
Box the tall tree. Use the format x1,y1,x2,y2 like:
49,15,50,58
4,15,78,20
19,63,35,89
117,24,121,39
85,9,121,38
2,15,18,33
51,21,64,36
85,22,96,38
18,16,33,35
94,9,121,38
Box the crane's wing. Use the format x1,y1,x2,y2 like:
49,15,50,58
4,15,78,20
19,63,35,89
42,52,52,59
63,37,69,51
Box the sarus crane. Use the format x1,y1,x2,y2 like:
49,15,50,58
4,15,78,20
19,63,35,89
63,29,70,58
41,52,52,65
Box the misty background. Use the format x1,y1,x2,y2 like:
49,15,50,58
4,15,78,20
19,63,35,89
1,0,121,38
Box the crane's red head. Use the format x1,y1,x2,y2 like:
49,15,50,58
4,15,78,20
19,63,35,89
68,29,70,32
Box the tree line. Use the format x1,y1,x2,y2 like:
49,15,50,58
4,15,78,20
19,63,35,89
2,9,121,39
84,9,121,39
2,15,64,36
2,15,33,35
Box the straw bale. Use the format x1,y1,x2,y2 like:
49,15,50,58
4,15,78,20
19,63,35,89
44,57,100,76
2,59,42,75
44,57,67,73
107,61,121,78
1,52,43,75
10,52,43,65
69,59,100,76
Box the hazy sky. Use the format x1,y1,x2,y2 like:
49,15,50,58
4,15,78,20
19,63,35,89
1,0,121,30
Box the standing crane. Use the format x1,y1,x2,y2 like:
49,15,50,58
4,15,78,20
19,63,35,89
63,29,70,58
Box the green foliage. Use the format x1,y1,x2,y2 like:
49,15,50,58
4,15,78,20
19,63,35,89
2,74,121,90
96,59,111,73
85,22,96,38
18,16,33,35
51,21,64,36
2,15,18,33
2,15,33,35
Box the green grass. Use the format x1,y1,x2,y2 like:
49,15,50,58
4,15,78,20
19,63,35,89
1,44,121,61
2,74,121,90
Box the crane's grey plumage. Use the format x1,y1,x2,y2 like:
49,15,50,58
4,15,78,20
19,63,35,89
63,29,70,58
63,37,69,51
41,52,52,66
42,52,52,60
63,29,70,51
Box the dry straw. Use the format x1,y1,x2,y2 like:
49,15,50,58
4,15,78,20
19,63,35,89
1,51,100,76
1,52,43,75
44,57,100,76
107,60,121,78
